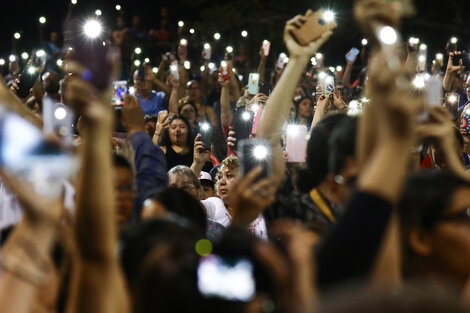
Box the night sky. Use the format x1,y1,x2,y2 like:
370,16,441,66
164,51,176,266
0,0,469,67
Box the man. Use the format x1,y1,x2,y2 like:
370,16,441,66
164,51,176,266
179,80,218,126
134,68,168,116
42,71,61,103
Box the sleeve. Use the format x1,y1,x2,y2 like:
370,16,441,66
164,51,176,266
316,191,393,291
157,91,169,112
129,131,168,218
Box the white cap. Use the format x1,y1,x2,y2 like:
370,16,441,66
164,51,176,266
199,171,213,182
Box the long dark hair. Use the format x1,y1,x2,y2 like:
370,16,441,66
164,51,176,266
158,114,194,149
293,95,314,125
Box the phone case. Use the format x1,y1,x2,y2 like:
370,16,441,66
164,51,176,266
247,73,260,95
291,10,338,46
251,104,264,135
238,138,272,179
220,62,231,80
199,125,213,150
345,48,360,62
286,125,308,163
233,109,254,141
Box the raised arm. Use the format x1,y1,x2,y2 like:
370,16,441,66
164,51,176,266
220,76,233,127
443,52,464,92
257,46,268,85
168,75,180,114
257,12,332,184
65,73,129,313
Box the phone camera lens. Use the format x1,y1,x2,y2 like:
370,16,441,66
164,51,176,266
318,18,326,26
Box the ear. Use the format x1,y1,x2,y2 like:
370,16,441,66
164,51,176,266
323,174,342,204
408,227,434,257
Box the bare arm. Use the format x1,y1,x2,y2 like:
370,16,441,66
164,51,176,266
443,52,463,92
220,78,233,127
168,76,180,115
342,59,356,88
257,48,267,85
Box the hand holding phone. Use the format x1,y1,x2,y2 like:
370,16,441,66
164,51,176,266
199,122,213,150
261,40,271,56
233,109,254,141
345,47,360,63
238,138,272,179
285,125,308,163
247,73,260,95
170,62,179,81
220,61,231,81
291,10,338,46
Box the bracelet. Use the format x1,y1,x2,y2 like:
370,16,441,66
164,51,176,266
1,237,52,286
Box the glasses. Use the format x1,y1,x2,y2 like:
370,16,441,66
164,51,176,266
170,183,196,192
440,207,470,224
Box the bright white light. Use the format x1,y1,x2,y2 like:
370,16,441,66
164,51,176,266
253,145,268,160
336,66,342,72
129,86,135,95
178,21,184,27
204,43,211,50
0,59,5,66
184,61,191,69
54,107,67,120
71,0,77,4
27,67,36,74
378,26,397,45
134,60,141,67
322,10,335,22
214,33,221,40
226,46,233,53
286,125,300,137
250,103,259,113
409,37,419,45
208,62,215,70
13,33,21,40
95,9,102,16
419,44,427,51
412,75,425,89
189,28,195,34
21,52,28,60
448,95,458,103
56,59,63,66
201,123,210,131
418,55,426,62
115,5,121,11
36,50,45,57
436,53,443,60
450,37,458,44
200,65,205,72
9,55,16,62
180,38,188,46
152,67,158,74
241,30,248,37
318,72,327,80
83,20,102,39
329,66,336,72
324,76,334,85
144,58,150,63
241,111,251,121
311,57,317,66
284,57,289,63
134,47,142,54
316,53,323,59
39,16,46,24
361,38,368,46
221,60,227,68
361,97,370,103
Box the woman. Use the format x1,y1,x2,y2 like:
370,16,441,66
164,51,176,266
178,101,199,136
157,115,194,169
292,95,314,128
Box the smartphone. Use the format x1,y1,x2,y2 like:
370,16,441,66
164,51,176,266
247,73,260,95
198,254,255,302
66,18,112,91
276,53,288,69
16,66,40,99
112,81,128,105
285,124,308,163
238,138,272,179
113,105,126,133
291,10,338,46
445,92,460,121
262,40,271,56
233,109,254,141
321,75,335,95
199,122,213,150
0,104,78,198
418,44,427,72
453,53,470,69
203,43,211,60
345,47,360,62
220,61,231,81
42,97,74,146
170,62,179,80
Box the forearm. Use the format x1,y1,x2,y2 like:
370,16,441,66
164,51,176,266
153,78,171,95
76,119,116,261
311,103,327,129
257,57,267,85
220,86,233,126
169,87,179,114
190,161,205,177
229,75,241,102
442,71,454,92
342,62,354,88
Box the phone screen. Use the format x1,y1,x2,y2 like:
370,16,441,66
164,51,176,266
345,48,360,62
42,97,74,146
199,122,213,150
112,81,128,105
233,109,254,141
286,125,308,163
17,66,40,99
198,254,255,302
0,105,78,198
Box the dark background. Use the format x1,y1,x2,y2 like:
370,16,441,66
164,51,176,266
0,0,469,68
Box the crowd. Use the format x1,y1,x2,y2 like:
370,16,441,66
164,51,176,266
1,0,470,313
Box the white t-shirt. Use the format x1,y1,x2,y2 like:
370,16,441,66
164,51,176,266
201,197,268,240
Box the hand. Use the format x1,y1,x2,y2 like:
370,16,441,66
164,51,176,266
9,77,20,94
316,94,329,111
250,93,269,106
284,10,332,60
121,95,145,135
332,89,347,110
227,128,237,152
218,73,230,87
446,52,465,74
193,134,210,164
354,0,401,39
155,110,169,135
229,166,277,226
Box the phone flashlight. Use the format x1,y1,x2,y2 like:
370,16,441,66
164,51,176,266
412,74,426,89
286,124,300,137
36,50,46,57
180,38,188,46
226,46,233,53
9,55,17,62
322,10,335,22
447,94,458,103
361,38,368,46
0,59,5,66
83,20,102,39
450,37,458,44
184,61,191,70
378,26,397,45
242,111,251,121
201,122,210,132
253,145,268,160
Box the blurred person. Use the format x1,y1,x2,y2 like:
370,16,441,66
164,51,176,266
179,80,218,126
129,15,147,42
144,114,158,138
134,68,168,116
292,95,315,129
42,71,61,103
